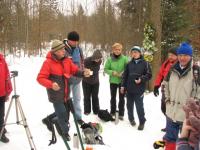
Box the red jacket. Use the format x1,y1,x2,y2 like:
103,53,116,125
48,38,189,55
0,54,12,97
154,59,176,87
37,52,79,102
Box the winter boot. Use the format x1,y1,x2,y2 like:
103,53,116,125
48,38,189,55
165,142,176,150
42,116,53,132
0,134,9,143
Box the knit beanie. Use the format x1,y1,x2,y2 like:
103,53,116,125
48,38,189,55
51,40,65,52
168,47,177,56
130,46,142,53
177,42,193,56
67,31,80,41
92,50,103,60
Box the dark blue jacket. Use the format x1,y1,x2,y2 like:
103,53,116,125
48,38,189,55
121,58,152,95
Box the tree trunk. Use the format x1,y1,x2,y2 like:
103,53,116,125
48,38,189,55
148,0,162,91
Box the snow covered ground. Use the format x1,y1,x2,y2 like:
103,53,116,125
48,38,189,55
0,55,165,150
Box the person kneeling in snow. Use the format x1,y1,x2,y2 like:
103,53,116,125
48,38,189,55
37,40,91,141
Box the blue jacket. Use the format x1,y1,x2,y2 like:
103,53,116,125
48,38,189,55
121,58,152,95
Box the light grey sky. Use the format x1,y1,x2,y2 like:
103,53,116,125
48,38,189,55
58,0,121,15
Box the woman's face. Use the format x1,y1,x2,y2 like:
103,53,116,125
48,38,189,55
112,46,122,56
131,50,141,59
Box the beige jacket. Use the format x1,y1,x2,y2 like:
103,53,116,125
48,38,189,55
163,62,200,122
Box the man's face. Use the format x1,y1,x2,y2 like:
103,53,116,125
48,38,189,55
168,53,177,63
112,47,122,56
54,48,65,59
68,40,78,47
131,50,141,59
178,54,192,67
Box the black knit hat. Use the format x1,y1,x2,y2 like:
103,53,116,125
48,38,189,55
67,31,80,41
168,47,178,56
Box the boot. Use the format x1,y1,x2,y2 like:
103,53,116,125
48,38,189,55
0,134,9,143
42,116,53,132
165,142,176,150
63,133,71,141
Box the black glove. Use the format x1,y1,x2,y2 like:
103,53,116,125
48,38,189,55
153,86,159,97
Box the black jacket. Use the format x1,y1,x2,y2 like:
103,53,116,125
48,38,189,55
121,58,152,95
83,57,102,84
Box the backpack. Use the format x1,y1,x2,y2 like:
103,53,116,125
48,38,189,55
98,109,115,122
81,122,104,145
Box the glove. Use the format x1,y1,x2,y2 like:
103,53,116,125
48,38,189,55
153,86,159,97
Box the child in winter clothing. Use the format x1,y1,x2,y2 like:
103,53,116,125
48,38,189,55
121,46,152,130
153,47,178,131
37,40,90,141
104,43,129,120
162,42,200,150
82,50,103,115
0,53,12,143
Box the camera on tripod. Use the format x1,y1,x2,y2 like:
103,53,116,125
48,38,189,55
11,71,18,77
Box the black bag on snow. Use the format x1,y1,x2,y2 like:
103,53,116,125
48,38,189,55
98,109,114,122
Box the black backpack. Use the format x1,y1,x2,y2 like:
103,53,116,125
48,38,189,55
98,109,114,122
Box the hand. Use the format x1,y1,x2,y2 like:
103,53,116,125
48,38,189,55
52,82,60,91
180,119,195,138
120,87,125,94
112,71,118,77
135,78,141,84
83,68,91,77
153,86,159,97
5,96,9,102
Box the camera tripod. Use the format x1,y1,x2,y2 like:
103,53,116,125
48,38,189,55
0,71,37,150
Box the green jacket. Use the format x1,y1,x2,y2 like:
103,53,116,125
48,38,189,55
104,54,129,84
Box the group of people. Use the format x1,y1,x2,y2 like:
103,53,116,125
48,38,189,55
154,42,200,150
0,30,200,150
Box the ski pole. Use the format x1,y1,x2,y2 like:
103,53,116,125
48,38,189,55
68,98,85,150
61,134,71,150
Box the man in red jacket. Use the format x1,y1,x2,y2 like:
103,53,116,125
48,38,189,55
37,40,90,141
0,53,13,143
153,47,178,131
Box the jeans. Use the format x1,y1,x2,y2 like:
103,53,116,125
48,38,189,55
82,81,100,114
53,102,70,134
163,118,182,142
126,93,146,124
110,83,125,116
70,82,82,120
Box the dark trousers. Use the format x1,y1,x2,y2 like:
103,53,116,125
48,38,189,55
126,93,146,124
163,118,182,142
82,81,100,114
53,102,70,134
110,83,125,116
0,96,6,129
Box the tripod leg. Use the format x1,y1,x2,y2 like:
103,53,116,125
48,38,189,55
16,97,37,150
0,96,15,139
68,98,85,150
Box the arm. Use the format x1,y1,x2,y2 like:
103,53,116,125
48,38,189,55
176,120,195,150
37,61,53,89
104,58,113,76
154,61,166,87
5,60,12,96
140,62,152,82
121,63,129,89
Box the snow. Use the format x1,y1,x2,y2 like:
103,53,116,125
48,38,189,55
1,55,165,150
